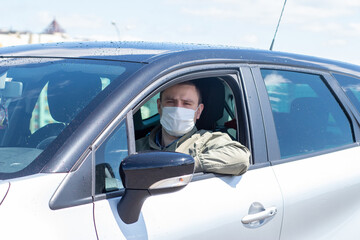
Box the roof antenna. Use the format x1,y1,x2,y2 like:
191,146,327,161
269,0,288,51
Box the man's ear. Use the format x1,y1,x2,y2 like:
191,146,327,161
157,98,162,115
195,103,204,120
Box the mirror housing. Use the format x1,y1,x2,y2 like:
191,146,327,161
118,151,195,224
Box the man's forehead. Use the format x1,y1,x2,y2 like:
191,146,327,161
162,94,196,102
162,84,198,97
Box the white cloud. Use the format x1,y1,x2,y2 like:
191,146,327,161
327,39,348,46
125,24,136,31
302,23,342,33
264,73,290,86
80,34,113,41
180,0,283,24
121,34,143,42
181,7,238,19
60,14,103,30
242,34,259,44
344,0,360,7
350,22,360,31
301,21,360,38
345,84,360,92
36,11,54,30
284,4,351,24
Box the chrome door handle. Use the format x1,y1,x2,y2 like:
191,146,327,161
241,207,277,224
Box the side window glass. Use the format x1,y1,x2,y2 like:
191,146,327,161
333,74,360,114
262,69,353,158
140,93,159,120
95,119,128,194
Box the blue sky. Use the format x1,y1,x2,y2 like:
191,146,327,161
3,0,360,65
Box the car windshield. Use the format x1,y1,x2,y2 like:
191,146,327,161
0,58,142,177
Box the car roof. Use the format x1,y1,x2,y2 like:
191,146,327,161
0,41,359,77
0,41,204,63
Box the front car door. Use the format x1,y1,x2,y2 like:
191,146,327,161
93,65,284,239
0,57,143,239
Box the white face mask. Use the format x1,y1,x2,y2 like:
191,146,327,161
160,106,198,137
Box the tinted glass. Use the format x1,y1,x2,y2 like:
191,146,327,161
262,69,353,158
95,119,127,194
0,58,142,178
140,93,159,120
333,74,360,113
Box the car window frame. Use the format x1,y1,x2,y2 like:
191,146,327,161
251,64,360,164
91,113,134,201
132,69,253,157
240,66,269,167
90,64,261,201
324,72,360,139
132,69,259,178
329,72,360,127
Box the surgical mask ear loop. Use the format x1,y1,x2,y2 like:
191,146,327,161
194,105,201,119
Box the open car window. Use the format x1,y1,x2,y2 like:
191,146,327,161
134,77,239,142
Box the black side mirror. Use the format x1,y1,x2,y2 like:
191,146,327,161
117,151,194,224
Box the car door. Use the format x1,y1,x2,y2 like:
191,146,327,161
253,66,360,239
92,66,284,239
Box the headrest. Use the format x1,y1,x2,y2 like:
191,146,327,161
46,72,102,123
195,78,225,130
291,97,326,117
290,97,328,130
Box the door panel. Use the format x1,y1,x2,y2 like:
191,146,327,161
273,147,360,240
94,167,283,239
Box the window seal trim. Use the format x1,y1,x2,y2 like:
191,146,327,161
239,66,267,164
126,111,136,155
326,73,360,141
250,66,281,161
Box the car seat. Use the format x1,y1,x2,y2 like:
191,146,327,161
27,72,102,149
195,78,225,131
283,97,329,156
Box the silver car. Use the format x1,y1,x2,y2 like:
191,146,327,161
0,42,360,239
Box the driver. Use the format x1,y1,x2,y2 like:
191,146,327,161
136,81,250,175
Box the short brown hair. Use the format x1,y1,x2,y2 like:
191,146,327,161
160,81,202,104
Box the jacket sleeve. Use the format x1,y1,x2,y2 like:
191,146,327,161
191,131,250,175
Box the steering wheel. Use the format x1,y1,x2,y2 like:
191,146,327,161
36,136,57,149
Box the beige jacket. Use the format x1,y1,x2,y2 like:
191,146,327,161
136,125,250,175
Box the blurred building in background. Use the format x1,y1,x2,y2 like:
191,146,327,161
0,19,87,47
0,19,91,131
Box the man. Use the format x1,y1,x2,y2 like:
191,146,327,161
136,81,250,175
